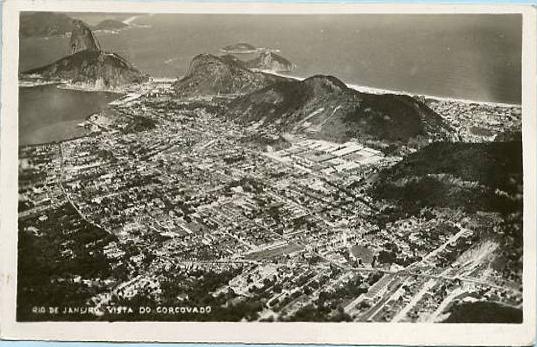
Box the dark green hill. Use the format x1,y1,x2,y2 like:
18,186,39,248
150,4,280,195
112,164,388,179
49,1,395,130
443,302,522,323
228,75,452,144
173,54,288,97
371,141,523,215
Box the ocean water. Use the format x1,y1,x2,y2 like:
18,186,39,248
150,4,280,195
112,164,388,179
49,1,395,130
19,13,522,104
19,85,119,146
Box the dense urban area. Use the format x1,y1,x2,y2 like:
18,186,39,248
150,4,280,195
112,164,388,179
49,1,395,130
18,76,523,322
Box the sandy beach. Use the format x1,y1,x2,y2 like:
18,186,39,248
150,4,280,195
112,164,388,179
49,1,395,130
263,71,521,108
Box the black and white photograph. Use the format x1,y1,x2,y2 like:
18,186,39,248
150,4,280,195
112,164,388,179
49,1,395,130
1,1,536,345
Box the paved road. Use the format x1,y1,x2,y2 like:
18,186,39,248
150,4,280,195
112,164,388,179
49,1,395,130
58,143,110,234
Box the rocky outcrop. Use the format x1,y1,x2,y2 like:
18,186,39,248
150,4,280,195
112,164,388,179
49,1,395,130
246,51,295,72
69,19,101,55
173,54,288,97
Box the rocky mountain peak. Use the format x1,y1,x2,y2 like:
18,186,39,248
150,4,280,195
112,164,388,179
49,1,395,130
228,74,452,144
174,53,288,97
302,75,349,95
186,53,246,75
69,19,101,55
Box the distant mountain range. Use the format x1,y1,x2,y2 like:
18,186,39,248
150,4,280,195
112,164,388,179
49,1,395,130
20,12,130,38
173,53,288,97
21,18,147,89
20,12,74,38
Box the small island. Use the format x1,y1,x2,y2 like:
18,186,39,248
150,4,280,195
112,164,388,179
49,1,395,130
93,19,129,31
220,42,259,54
245,50,295,73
